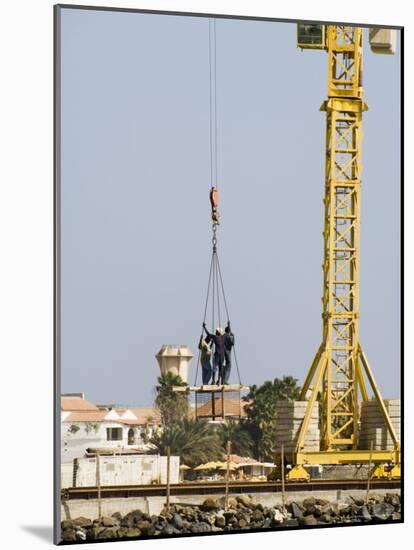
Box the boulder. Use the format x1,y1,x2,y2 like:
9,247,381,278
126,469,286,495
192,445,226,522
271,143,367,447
385,493,400,507
72,517,92,528
215,515,226,528
288,502,303,519
125,528,142,538
319,514,333,524
162,524,175,536
173,513,183,529
101,516,117,527
121,510,143,527
190,522,212,533
136,520,153,535
97,528,118,539
361,506,371,521
273,509,285,524
202,498,220,511
61,520,73,531
111,512,122,522
303,515,318,526
228,497,238,509
237,495,253,508
62,529,77,542
117,527,129,538
372,502,394,521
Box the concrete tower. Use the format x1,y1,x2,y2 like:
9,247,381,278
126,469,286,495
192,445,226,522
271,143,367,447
155,345,193,384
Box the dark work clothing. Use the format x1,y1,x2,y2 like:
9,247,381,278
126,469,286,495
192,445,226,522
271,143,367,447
223,332,234,385
213,353,224,383
203,329,225,361
203,327,226,384
224,332,234,352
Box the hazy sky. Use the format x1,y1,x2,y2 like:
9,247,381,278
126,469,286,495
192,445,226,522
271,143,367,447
60,8,401,407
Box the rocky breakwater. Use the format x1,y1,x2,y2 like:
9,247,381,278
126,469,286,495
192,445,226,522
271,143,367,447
61,493,401,542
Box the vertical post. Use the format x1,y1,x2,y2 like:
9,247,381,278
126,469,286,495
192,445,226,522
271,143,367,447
166,445,171,512
366,441,373,504
72,457,78,488
281,444,286,513
212,390,216,420
96,452,102,522
225,440,231,510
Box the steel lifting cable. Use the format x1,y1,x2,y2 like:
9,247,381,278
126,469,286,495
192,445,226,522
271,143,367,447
215,257,222,328
193,252,215,385
213,18,218,190
208,18,218,191
194,18,242,386
216,252,242,385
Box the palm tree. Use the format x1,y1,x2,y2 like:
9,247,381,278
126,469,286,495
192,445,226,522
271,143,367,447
155,372,188,428
148,419,222,468
242,376,302,461
217,418,253,457
273,376,301,401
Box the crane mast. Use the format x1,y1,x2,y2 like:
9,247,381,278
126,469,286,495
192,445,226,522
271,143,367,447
313,25,365,449
289,25,400,479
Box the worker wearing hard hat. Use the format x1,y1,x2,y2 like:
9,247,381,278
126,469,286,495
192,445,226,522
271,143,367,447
202,323,225,385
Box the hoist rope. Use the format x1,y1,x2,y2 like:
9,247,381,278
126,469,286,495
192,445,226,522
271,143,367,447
215,252,242,385
213,18,218,189
208,19,214,189
194,18,242,387
193,251,215,386
209,18,218,190
194,246,243,386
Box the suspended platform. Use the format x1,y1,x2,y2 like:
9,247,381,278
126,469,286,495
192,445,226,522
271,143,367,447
173,384,250,421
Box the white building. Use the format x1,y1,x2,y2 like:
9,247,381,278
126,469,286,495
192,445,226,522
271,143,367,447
61,395,161,464
61,454,180,488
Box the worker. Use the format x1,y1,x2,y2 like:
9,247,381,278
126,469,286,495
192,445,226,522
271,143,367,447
223,321,234,384
198,334,213,385
202,322,225,384
209,186,220,224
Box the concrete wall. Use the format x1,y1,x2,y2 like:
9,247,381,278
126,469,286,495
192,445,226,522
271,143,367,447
61,454,180,488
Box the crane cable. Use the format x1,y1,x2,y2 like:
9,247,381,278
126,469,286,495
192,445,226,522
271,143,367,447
194,246,242,386
193,18,242,387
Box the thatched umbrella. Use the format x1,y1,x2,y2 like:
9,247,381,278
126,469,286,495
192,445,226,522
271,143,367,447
193,461,221,471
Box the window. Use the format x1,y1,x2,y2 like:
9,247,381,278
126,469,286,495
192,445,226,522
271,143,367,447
106,427,122,441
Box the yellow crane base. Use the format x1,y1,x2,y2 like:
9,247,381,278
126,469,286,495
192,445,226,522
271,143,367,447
286,465,310,482
370,463,401,480
286,449,400,481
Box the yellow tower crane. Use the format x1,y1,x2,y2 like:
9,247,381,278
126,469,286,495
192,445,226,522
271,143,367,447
287,25,400,481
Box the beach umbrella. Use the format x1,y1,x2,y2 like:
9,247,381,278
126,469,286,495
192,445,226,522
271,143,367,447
216,461,239,470
193,461,221,470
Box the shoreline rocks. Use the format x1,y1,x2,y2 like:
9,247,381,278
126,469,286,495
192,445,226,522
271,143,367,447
61,492,401,542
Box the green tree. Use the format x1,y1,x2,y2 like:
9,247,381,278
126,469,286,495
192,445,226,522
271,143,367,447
155,372,188,428
243,376,301,461
148,419,222,468
217,418,253,457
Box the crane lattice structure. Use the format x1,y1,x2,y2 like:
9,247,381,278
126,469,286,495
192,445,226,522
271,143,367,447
288,25,400,480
